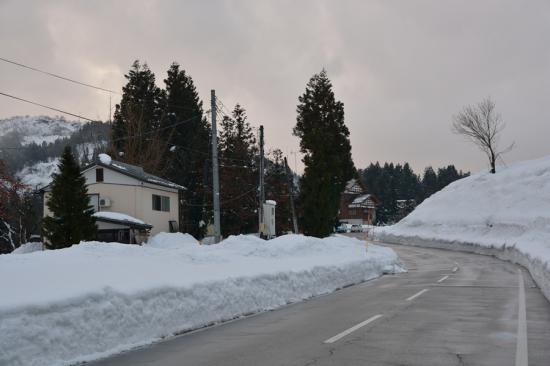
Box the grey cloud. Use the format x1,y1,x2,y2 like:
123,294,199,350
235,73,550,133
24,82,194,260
1,0,549,174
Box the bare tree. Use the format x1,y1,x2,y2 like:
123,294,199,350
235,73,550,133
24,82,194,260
452,98,512,174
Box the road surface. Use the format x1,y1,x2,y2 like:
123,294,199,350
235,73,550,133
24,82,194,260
90,242,550,366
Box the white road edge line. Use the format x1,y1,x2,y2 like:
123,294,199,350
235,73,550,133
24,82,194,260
437,275,449,283
452,264,459,273
406,289,429,301
323,314,383,344
515,269,528,366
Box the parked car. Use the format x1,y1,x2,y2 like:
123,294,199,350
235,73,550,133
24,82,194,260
335,223,352,233
351,224,363,233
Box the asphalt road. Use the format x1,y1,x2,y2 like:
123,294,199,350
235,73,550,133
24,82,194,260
90,242,550,366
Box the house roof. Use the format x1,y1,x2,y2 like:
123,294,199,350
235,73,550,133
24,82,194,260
348,194,379,208
93,211,153,230
351,194,373,205
344,179,366,194
83,157,186,191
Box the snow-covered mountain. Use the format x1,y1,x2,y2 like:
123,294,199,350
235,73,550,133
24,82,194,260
0,115,82,146
0,115,110,189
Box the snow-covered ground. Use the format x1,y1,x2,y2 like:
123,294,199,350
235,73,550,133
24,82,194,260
377,155,550,300
0,233,402,366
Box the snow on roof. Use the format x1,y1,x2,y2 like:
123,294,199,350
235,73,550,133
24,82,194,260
88,157,186,190
93,211,148,226
98,153,112,165
265,200,277,205
351,194,372,204
344,179,364,194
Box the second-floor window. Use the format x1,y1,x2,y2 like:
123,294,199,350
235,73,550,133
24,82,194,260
152,194,170,212
96,168,104,182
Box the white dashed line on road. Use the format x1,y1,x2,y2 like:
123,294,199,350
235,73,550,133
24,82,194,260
406,289,429,301
515,269,528,366
323,314,384,344
437,275,449,283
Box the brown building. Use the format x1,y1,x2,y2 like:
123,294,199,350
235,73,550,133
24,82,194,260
338,179,378,225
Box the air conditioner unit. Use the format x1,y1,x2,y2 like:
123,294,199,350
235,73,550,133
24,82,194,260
99,197,111,208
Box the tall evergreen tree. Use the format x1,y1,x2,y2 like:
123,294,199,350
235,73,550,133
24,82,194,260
294,70,355,237
422,166,439,199
163,62,211,237
43,146,96,249
265,149,293,235
219,104,258,236
110,60,168,176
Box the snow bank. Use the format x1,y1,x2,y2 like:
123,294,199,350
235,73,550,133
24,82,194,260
0,234,401,366
11,241,43,254
377,155,550,300
145,232,199,248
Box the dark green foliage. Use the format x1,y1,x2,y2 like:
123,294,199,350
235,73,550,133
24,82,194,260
43,146,96,249
112,60,164,150
265,149,293,235
163,63,211,238
219,104,258,236
294,70,355,237
360,162,469,223
110,60,168,176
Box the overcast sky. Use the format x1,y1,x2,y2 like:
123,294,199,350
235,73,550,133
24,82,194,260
1,0,549,174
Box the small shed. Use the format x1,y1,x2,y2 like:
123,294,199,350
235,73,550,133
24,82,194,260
92,212,152,244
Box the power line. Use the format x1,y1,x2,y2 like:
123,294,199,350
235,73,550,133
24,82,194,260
0,57,120,95
0,91,97,122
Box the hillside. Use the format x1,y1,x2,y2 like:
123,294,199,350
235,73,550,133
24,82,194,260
0,115,110,188
0,115,81,146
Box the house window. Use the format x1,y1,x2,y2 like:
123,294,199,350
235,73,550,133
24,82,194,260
152,194,170,212
96,168,104,182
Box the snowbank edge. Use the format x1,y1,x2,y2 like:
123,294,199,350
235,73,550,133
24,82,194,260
376,233,550,302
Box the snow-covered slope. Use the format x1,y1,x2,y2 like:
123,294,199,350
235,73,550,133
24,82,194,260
0,233,402,366
0,115,81,145
16,158,59,188
378,155,550,299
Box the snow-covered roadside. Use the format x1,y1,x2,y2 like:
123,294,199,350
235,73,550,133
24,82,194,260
376,156,550,302
0,234,402,366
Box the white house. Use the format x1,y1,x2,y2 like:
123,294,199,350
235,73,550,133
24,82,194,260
43,154,185,244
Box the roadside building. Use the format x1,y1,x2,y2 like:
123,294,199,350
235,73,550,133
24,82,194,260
42,154,184,244
338,179,378,225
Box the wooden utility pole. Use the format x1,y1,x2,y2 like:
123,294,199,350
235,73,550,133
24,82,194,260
258,125,265,236
211,90,221,243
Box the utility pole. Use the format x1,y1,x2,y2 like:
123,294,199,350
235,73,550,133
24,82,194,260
258,125,265,236
211,90,221,243
285,157,299,233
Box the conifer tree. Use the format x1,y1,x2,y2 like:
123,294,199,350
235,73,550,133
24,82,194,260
110,60,168,176
43,146,96,249
219,104,258,236
294,70,355,237
265,149,293,235
163,62,211,237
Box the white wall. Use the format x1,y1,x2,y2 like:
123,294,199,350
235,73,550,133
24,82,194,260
44,166,180,236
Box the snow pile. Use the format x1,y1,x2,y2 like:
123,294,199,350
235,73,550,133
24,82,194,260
98,153,112,165
93,211,146,225
146,232,199,248
0,234,401,366
11,241,43,254
377,155,550,299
